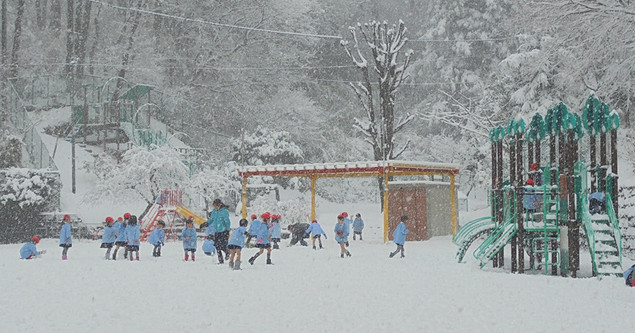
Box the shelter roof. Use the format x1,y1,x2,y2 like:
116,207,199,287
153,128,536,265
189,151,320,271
238,160,459,178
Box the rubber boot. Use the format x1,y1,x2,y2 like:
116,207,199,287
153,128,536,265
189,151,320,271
62,255,68,260
248,256,257,265
112,249,118,260
234,260,241,270
185,254,189,261
389,251,396,258
191,254,195,262
346,251,351,257
129,255,133,261
266,258,272,264
136,255,140,261
229,261,234,269
340,253,344,258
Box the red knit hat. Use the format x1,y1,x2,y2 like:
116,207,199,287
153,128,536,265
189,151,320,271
32,236,40,243
63,214,71,221
124,212,131,219
526,178,535,186
251,214,257,219
261,212,271,220
106,216,114,223
341,212,348,217
312,219,317,223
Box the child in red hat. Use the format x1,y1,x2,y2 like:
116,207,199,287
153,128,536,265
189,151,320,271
59,214,73,260
20,236,46,259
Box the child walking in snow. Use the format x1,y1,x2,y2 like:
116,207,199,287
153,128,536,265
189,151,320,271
100,217,117,260
59,214,72,260
126,215,141,261
20,236,46,259
334,215,351,258
182,219,197,262
245,214,258,248
269,214,282,249
248,212,273,265
352,213,364,240
389,215,410,258
148,221,166,257
342,212,352,247
112,213,129,260
305,219,327,249
228,218,249,270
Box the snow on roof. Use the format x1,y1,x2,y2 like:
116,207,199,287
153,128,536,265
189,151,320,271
238,160,459,177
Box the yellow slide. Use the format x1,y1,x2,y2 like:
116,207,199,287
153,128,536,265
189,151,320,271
175,206,206,226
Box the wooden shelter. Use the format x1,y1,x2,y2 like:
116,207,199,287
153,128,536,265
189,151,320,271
237,161,460,242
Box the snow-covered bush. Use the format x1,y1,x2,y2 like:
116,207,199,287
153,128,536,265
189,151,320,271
0,134,22,168
0,168,61,243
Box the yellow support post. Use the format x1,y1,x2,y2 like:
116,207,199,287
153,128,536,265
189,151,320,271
310,175,317,221
383,170,389,243
241,176,248,219
450,173,457,236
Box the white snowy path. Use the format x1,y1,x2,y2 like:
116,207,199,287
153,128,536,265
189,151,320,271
1,235,633,332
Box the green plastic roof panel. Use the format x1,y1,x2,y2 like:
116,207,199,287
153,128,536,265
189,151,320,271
119,84,154,101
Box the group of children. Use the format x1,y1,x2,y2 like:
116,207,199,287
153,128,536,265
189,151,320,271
20,209,410,267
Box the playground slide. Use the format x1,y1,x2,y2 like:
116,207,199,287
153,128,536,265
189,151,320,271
473,217,517,268
454,217,496,263
175,206,206,226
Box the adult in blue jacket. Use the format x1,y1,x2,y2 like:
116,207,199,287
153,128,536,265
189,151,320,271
20,236,45,259
125,215,141,260
59,214,73,260
208,199,231,264
334,215,351,258
100,217,117,260
248,212,273,265
305,219,327,249
390,215,410,258
352,213,365,240
181,219,198,261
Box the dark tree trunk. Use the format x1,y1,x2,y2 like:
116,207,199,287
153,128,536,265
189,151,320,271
64,0,74,76
9,0,25,78
49,0,61,31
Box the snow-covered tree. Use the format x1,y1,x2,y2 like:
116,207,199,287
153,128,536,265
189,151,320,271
0,168,60,243
187,162,241,216
87,145,189,211
231,125,304,166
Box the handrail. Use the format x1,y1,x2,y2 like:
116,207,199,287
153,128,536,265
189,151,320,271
605,193,622,266
453,216,493,244
473,215,515,261
579,187,598,274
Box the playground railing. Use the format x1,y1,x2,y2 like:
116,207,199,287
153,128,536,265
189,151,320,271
605,193,622,266
473,214,516,261
579,191,598,274
452,216,492,244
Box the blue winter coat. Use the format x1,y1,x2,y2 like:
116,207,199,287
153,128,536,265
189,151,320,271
59,222,72,245
269,222,282,239
352,218,364,233
248,220,260,235
114,222,127,242
204,223,216,237
523,188,540,210
102,225,117,243
148,228,165,246
251,221,270,244
334,222,348,243
624,265,635,284
305,223,327,237
181,227,197,250
228,226,248,248
209,207,231,233
202,239,216,254
344,218,352,234
20,242,41,259
126,224,140,246
392,222,409,245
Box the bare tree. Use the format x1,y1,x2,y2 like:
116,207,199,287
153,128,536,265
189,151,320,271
9,0,25,79
341,20,414,207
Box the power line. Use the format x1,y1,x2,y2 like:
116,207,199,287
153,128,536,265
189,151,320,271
89,0,517,43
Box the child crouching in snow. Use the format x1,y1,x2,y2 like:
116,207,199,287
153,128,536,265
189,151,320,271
228,218,249,270
20,236,46,259
202,234,216,257
148,221,166,257
126,215,141,261
389,215,410,258
305,219,327,249
182,219,197,262
100,217,117,260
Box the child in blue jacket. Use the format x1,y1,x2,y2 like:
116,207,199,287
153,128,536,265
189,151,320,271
624,264,635,287
342,212,352,247
305,219,327,250
100,217,117,260
269,214,282,249
126,215,141,261
228,218,249,270
148,221,166,257
20,236,46,259
202,235,216,256
181,219,197,262
352,213,364,240
248,212,273,265
334,215,351,258
59,214,73,260
113,213,129,260
389,215,410,258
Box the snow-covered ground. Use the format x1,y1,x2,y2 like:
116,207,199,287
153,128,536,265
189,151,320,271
2,199,634,332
